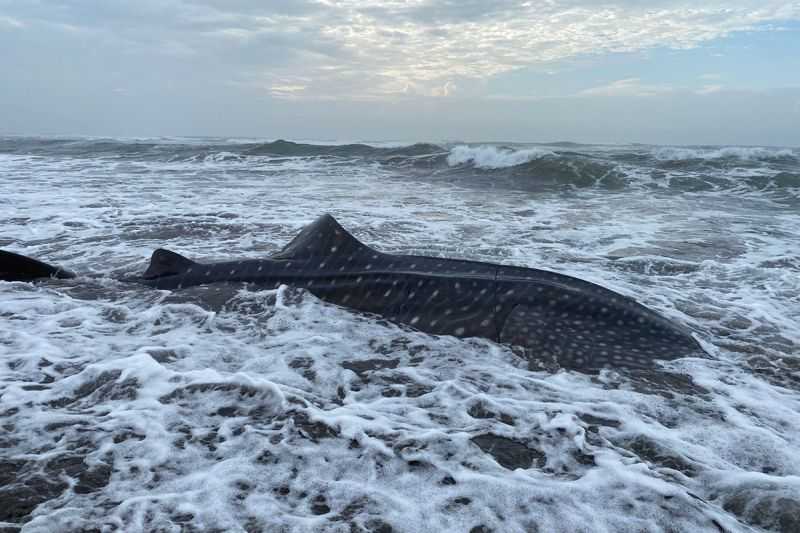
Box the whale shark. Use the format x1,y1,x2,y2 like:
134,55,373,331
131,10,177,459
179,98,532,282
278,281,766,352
0,214,705,371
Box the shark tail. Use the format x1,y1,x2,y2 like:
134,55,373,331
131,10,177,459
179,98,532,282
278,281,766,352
0,250,76,282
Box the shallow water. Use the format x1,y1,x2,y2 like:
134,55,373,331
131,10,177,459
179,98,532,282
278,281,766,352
1,137,799,532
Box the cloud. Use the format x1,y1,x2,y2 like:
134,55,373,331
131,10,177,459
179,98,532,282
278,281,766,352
2,1,800,100
695,84,724,95
579,78,675,97
0,15,25,29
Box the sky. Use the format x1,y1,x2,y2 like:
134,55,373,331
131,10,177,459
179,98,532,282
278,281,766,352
1,0,799,145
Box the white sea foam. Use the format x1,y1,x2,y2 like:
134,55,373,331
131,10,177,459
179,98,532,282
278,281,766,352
447,145,553,169
654,146,796,161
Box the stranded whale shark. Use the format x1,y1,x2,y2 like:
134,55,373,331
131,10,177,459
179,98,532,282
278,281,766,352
1,214,705,371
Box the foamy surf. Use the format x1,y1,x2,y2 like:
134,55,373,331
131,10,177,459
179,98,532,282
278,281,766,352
1,136,799,532
446,145,554,169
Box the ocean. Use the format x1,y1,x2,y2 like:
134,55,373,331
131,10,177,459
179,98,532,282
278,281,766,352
0,136,798,532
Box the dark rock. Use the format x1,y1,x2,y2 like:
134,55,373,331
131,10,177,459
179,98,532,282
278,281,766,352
722,487,800,533
579,414,621,430
46,455,86,478
291,410,339,441
471,434,544,470
364,519,393,533
216,406,239,417
48,370,122,408
74,462,112,494
468,403,515,425
0,459,68,523
341,359,400,378
311,494,331,515
625,435,699,477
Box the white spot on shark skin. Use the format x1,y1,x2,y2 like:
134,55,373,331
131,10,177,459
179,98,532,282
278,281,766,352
455,327,465,335
480,319,491,327
330,246,337,252
455,282,461,289
186,268,193,274
372,254,379,259
411,316,420,325
430,319,438,327
444,308,453,315
409,292,416,299
258,265,263,272
384,290,392,297
342,294,351,303
417,280,424,287
356,276,363,283
366,264,372,270
205,270,211,276
505,289,515,296
229,270,236,275
320,262,326,268
410,264,417,269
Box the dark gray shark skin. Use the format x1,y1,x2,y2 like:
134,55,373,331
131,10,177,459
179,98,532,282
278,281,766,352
0,250,75,281
139,214,705,371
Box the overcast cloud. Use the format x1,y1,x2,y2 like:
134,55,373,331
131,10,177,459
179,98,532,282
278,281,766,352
1,0,799,144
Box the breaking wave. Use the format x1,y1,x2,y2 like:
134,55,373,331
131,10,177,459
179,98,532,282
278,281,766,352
446,145,553,169
0,137,797,199
653,146,796,162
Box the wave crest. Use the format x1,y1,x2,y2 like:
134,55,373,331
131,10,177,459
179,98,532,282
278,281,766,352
654,146,796,162
447,145,553,169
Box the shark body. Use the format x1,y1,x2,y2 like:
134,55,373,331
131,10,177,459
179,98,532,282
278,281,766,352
1,214,705,371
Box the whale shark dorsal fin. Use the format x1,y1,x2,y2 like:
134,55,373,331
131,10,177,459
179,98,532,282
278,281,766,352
272,214,375,260
143,248,197,279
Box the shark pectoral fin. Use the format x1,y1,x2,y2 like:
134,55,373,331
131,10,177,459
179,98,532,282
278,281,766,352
498,305,563,368
0,250,75,281
500,304,613,371
499,304,698,372
143,249,198,279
